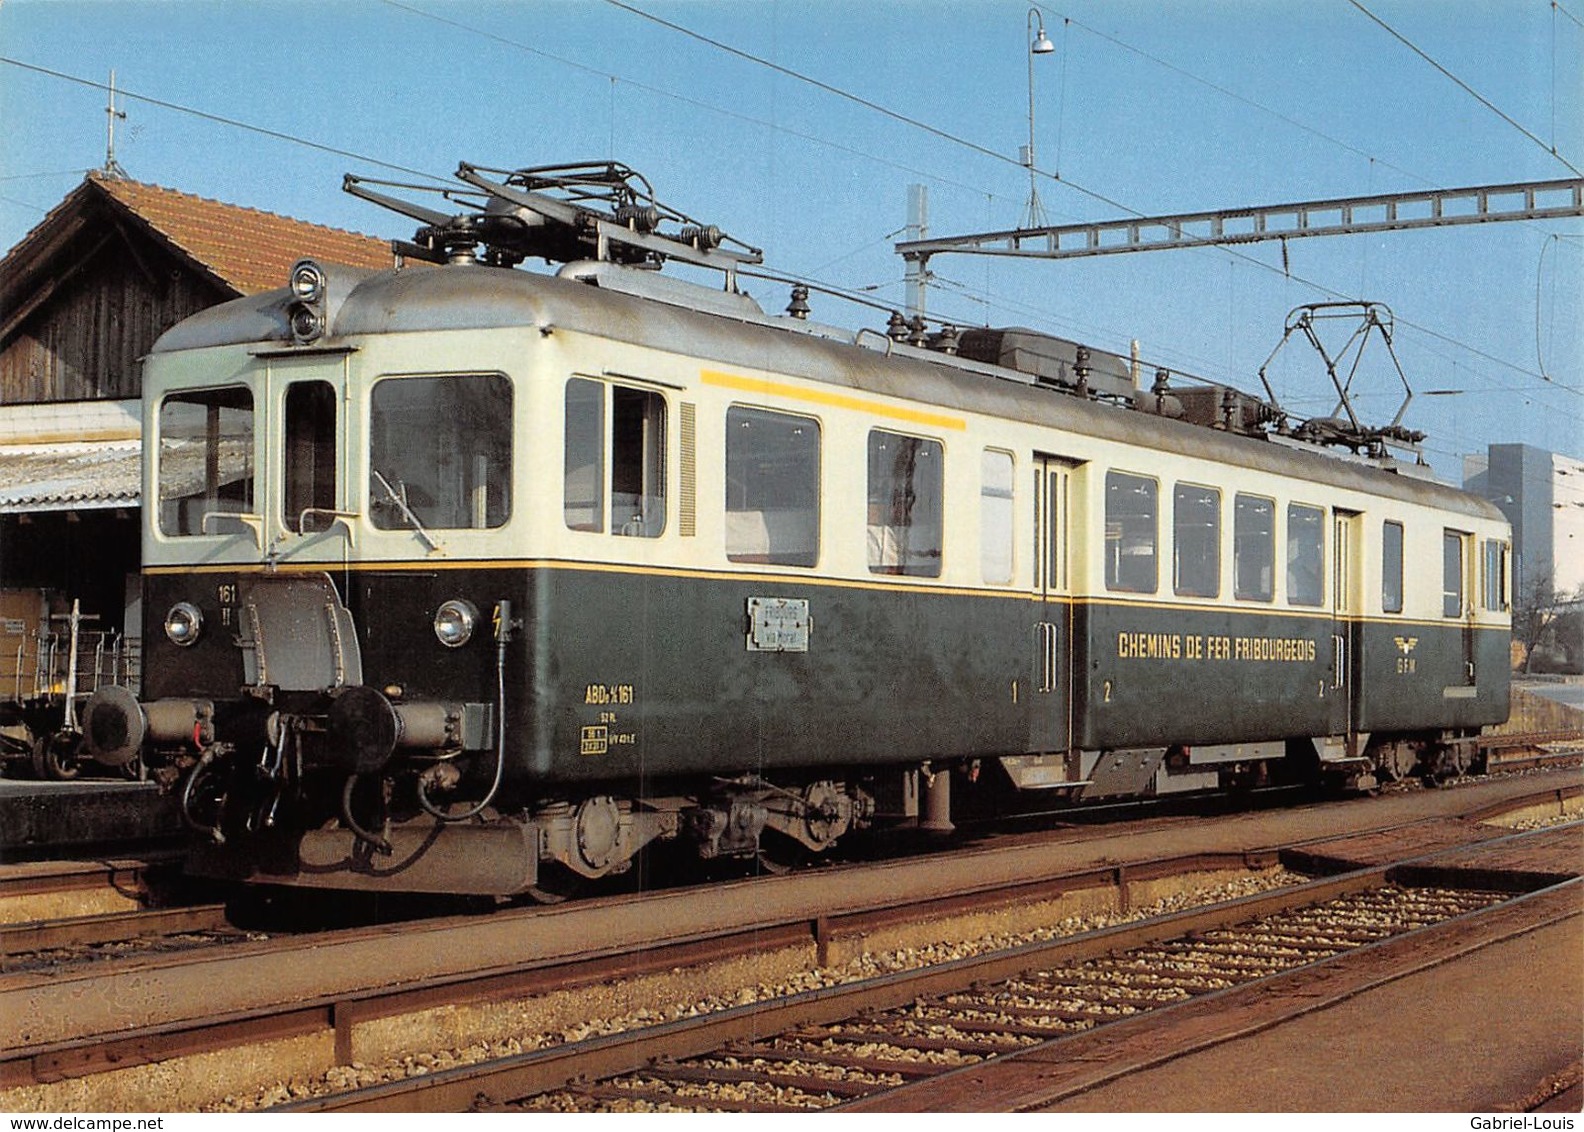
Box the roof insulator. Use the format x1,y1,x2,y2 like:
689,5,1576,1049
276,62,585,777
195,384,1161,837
786,284,810,320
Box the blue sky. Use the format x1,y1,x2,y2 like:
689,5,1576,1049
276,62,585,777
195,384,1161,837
1,0,1579,479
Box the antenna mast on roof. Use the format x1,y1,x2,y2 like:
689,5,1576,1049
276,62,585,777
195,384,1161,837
103,70,129,180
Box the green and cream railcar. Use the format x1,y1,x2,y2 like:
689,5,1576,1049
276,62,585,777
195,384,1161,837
84,171,1510,896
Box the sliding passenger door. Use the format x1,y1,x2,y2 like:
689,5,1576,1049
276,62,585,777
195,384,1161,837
1445,529,1477,687
1030,457,1073,752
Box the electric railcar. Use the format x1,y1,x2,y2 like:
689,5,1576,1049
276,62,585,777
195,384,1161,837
81,163,1511,896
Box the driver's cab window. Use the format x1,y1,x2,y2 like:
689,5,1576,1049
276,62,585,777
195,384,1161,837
369,374,512,531
157,386,255,536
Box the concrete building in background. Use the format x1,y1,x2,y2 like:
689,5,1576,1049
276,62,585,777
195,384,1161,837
1463,444,1584,601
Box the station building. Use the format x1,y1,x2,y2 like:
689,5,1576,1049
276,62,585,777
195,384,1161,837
0,171,394,691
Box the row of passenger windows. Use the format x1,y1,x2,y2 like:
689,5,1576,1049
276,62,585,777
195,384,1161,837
1103,472,1327,605
155,375,1509,618
562,384,949,577
557,382,1510,617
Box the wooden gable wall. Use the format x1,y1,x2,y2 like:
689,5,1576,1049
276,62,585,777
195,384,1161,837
0,195,232,405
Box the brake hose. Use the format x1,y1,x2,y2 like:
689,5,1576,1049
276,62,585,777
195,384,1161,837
341,772,393,855
180,746,226,845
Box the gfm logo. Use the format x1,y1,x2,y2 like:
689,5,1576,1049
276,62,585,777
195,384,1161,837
1394,636,1418,675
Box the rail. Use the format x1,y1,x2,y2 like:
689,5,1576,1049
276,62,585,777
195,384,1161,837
2,771,1576,1108
290,858,1581,1111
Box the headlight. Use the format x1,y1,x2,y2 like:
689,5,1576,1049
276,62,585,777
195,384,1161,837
288,260,327,344
289,260,325,303
289,305,324,343
433,599,478,648
164,602,204,647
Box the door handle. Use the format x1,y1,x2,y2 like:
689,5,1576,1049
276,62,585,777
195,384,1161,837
1037,621,1058,693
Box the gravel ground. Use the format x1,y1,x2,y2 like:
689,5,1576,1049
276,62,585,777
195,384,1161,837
206,869,1305,1112
1489,809,1582,831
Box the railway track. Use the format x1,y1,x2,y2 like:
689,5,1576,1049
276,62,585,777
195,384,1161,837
0,856,184,926
284,835,1577,1113
1481,733,1584,773
1,769,1577,1111
552,888,1514,1112
0,903,239,972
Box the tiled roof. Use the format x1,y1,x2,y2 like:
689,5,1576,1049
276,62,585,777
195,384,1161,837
90,172,396,294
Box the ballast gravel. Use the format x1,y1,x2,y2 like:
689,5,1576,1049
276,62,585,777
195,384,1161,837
206,869,1304,1112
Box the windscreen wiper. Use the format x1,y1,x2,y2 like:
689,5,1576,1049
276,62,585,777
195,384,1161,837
371,468,441,553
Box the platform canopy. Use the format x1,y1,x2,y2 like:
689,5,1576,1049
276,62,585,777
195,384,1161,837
0,400,140,514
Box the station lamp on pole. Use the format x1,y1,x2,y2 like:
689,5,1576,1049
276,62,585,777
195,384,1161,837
1024,7,1056,229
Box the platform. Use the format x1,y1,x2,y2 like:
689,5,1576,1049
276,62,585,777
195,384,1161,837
1285,817,1582,891
0,778,182,860
1391,822,1583,891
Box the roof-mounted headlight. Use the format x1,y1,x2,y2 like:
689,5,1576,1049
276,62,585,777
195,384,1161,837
289,306,325,343
289,259,326,304
288,259,327,345
433,599,478,648
164,602,204,647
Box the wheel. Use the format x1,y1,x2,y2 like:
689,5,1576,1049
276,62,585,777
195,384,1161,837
32,731,82,781
753,848,796,876
1372,740,1418,782
524,866,583,905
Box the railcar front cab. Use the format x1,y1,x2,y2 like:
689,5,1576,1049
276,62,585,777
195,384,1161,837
84,259,876,896
81,261,549,891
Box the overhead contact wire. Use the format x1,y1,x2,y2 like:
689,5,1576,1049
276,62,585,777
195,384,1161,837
599,0,1140,218
1346,0,1582,175
0,56,450,184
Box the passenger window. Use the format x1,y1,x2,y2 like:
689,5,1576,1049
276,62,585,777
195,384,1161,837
981,449,1015,585
1382,521,1404,613
725,406,819,566
1233,494,1275,601
158,386,255,536
1172,484,1220,598
1482,539,1510,612
1286,504,1325,607
1443,530,1465,617
370,374,511,531
611,387,666,537
284,381,337,534
868,431,944,577
1105,471,1157,593
562,378,666,538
